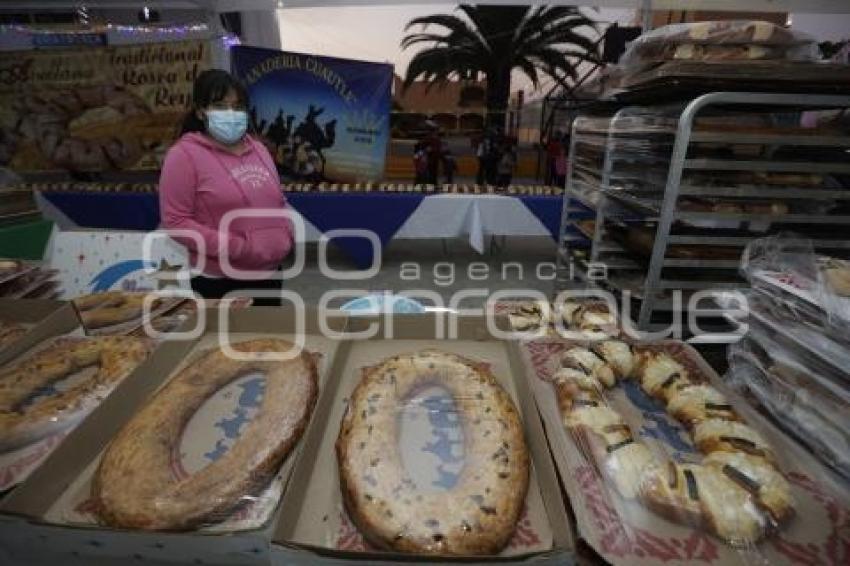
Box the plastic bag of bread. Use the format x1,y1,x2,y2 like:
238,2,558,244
727,331,850,481
89,339,320,532
0,336,152,451
335,350,538,555
620,21,819,66
810,255,850,337
741,235,850,337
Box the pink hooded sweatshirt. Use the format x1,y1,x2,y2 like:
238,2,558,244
159,133,293,277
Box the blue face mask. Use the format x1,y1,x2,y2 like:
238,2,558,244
205,109,248,145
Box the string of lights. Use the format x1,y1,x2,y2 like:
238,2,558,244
0,22,210,35
0,22,240,49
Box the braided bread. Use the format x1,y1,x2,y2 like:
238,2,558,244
550,341,794,545
667,385,739,427
505,300,618,339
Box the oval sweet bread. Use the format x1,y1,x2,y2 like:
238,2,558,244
603,442,657,499
550,342,794,545
592,341,634,379
73,291,126,311
640,462,709,529
561,347,615,387
634,350,692,402
693,419,775,461
336,350,529,555
0,321,26,351
0,336,150,450
667,385,738,427
93,339,318,531
554,377,603,414
703,451,794,524
0,260,22,272
73,291,163,330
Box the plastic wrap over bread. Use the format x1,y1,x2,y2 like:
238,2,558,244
335,350,531,556
550,341,794,546
620,21,819,66
519,336,850,563
727,331,849,481
741,235,850,338
500,299,619,342
0,336,151,452
92,339,319,531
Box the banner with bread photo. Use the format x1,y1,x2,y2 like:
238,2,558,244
0,39,208,173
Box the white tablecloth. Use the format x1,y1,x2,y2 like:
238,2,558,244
393,195,553,253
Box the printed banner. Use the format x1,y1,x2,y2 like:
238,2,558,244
44,230,189,298
231,46,392,183
0,39,208,173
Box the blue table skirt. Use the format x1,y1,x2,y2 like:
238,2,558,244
39,191,564,268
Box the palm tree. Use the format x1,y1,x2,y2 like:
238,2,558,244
402,5,598,128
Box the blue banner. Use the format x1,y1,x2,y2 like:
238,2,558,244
232,46,392,183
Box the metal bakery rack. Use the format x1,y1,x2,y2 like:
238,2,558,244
555,92,850,332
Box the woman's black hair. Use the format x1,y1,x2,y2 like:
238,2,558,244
180,69,250,136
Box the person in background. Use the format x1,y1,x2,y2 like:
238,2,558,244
159,69,293,304
442,149,457,185
414,142,429,184
424,123,442,184
497,141,517,188
475,131,490,185
546,130,564,185
554,132,569,187
486,127,503,185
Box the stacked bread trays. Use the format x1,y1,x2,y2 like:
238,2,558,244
557,93,850,333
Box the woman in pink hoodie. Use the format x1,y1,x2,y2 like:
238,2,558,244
159,70,293,303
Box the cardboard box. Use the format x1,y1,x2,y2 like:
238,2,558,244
0,300,156,494
270,314,575,564
520,338,850,566
0,307,347,566
0,300,83,493
0,299,73,366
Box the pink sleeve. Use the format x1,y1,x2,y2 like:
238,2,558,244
158,145,246,259
250,137,295,240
